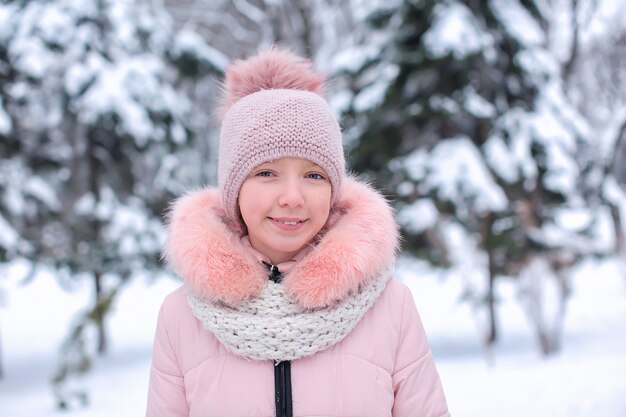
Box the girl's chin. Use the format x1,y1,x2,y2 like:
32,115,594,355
264,243,309,260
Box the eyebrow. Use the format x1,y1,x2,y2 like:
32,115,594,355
304,163,323,170
257,161,323,169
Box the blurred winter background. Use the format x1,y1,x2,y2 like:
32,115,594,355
1,0,625,416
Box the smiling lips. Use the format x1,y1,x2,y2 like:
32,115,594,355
269,217,307,231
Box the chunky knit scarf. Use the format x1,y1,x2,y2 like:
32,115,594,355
186,267,392,362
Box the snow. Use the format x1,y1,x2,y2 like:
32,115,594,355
37,3,74,46
489,0,545,47
2,172,23,216
64,52,105,97
554,207,594,231
424,2,494,60
517,256,563,330
73,193,96,216
487,108,557,188
539,205,615,254
0,215,19,249
2,256,625,416
407,136,508,215
0,97,11,135
0,4,17,43
328,89,353,118
585,0,626,40
397,198,439,234
108,0,172,53
72,189,165,258
76,55,190,147
78,58,155,144
515,48,561,84
599,106,626,164
603,176,626,208
353,64,399,112
401,256,626,417
332,45,381,74
6,0,191,149
349,0,401,22
0,262,179,416
25,176,61,211
429,94,460,114
484,134,520,183
530,93,580,195
402,148,428,183
9,35,56,80
172,29,230,72
462,87,496,118
105,203,165,257
231,0,266,24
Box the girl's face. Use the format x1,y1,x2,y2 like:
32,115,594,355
238,157,332,264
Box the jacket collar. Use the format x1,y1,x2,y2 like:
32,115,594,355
163,176,399,309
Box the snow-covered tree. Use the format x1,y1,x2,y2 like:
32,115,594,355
163,0,356,58
335,0,602,355
567,8,626,253
0,0,223,406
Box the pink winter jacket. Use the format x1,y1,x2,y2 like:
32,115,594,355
147,177,450,417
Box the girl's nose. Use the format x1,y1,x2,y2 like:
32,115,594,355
278,180,305,207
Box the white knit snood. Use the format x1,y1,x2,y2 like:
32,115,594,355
186,268,393,362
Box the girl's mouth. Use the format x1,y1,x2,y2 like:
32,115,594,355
270,217,306,230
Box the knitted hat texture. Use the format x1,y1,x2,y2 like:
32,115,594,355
218,49,345,224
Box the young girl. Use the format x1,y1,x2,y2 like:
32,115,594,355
147,49,450,417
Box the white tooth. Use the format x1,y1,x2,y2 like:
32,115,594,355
278,220,297,225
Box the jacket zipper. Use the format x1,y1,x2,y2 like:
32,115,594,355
264,262,282,283
274,360,292,417
264,262,293,417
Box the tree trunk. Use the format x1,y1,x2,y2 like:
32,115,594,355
0,323,3,379
294,0,314,58
486,246,498,344
522,254,572,356
94,271,107,355
482,212,498,344
549,255,573,355
562,0,580,83
88,128,107,355
609,203,624,254
610,120,626,191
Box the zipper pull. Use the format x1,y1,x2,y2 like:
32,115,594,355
263,261,283,283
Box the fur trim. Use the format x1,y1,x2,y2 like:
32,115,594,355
220,47,324,117
163,177,400,309
163,189,266,306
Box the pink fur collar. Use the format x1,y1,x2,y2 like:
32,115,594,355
163,177,400,309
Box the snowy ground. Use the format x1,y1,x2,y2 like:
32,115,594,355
1,257,625,417
404,258,626,417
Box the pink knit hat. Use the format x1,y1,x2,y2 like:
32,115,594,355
218,49,345,224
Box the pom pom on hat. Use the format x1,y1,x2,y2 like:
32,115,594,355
220,48,325,117
218,48,345,227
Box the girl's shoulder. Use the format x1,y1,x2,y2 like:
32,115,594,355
157,285,195,327
378,277,415,308
161,285,188,310
365,276,430,341
358,277,421,333
154,285,232,372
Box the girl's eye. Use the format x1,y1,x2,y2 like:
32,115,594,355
256,171,274,177
306,172,325,180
